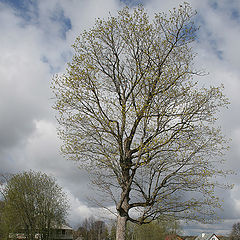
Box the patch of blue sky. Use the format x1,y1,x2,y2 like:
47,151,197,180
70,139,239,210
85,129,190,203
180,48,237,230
0,0,39,23
202,31,224,60
0,0,72,40
50,5,72,40
120,0,145,7
194,14,223,60
209,39,223,60
230,8,240,22
40,56,48,64
231,9,239,19
208,0,240,23
60,50,73,65
40,55,59,74
208,0,218,10
194,14,205,42
40,50,73,74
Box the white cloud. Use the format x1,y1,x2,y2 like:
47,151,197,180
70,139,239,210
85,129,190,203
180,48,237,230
1,0,240,235
67,191,93,228
231,185,240,215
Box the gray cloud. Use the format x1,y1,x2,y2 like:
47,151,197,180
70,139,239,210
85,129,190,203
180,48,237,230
1,0,240,235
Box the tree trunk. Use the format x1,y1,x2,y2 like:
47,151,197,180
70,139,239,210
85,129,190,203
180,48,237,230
116,214,127,240
116,166,131,240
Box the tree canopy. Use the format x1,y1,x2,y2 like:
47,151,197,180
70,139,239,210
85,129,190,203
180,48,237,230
0,171,69,240
52,4,230,240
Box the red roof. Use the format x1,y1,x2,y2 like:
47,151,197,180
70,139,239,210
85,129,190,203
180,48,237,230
165,234,184,240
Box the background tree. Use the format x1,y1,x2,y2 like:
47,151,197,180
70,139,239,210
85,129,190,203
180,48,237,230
1,171,69,240
230,222,240,240
74,217,108,240
109,222,117,240
52,4,231,240
0,173,14,239
0,199,5,239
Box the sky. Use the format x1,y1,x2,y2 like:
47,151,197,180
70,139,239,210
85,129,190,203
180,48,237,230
0,0,240,236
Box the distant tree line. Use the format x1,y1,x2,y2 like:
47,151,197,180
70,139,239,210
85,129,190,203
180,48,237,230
230,222,240,240
73,216,181,240
74,217,109,240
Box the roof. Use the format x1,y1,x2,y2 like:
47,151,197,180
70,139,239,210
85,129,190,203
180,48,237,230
165,234,184,240
51,224,73,230
216,236,229,240
182,236,197,240
195,233,219,240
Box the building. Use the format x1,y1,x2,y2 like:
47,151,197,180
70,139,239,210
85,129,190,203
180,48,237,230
195,233,220,240
51,224,73,240
8,224,73,240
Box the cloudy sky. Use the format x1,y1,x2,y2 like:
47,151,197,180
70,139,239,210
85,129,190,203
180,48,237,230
1,0,240,236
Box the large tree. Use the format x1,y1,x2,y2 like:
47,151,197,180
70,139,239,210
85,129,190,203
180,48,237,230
52,4,230,240
1,171,69,240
